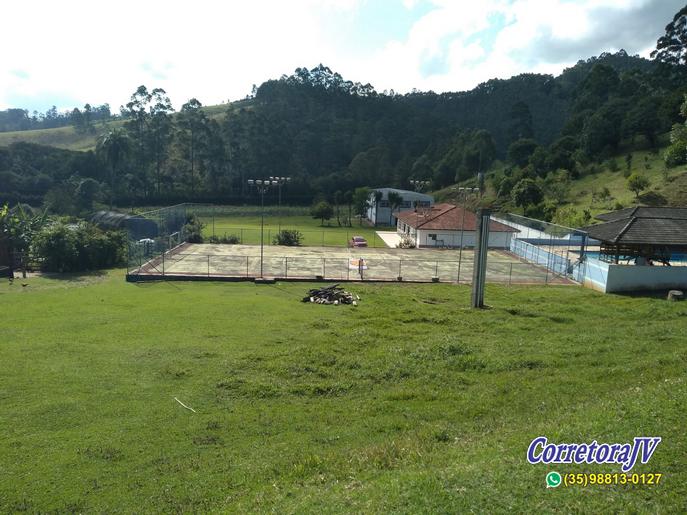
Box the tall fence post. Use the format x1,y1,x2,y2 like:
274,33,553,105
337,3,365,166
471,209,491,308
240,228,244,244
323,258,326,278
284,257,288,278
162,250,165,277
321,231,325,247
508,263,513,286
207,255,210,277
398,259,402,279
246,256,249,277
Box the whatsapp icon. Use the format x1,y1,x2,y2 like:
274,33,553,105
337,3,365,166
546,471,562,488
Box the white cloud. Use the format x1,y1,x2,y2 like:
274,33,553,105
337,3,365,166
0,0,680,112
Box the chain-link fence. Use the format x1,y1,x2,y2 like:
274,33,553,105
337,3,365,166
493,213,589,283
125,204,576,285
126,204,190,274
129,243,571,285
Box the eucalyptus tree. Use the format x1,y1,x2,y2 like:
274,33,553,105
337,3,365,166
97,129,131,209
148,88,174,196
178,98,208,197
123,86,152,194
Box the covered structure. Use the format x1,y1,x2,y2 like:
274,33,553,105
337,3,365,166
91,211,159,241
584,207,687,265
395,203,518,248
366,188,433,226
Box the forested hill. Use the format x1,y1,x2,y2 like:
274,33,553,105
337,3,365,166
1,49,686,213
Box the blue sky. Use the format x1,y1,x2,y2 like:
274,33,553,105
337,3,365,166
0,0,683,113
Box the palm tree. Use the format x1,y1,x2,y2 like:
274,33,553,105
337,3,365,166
98,129,130,210
373,190,383,225
387,191,403,226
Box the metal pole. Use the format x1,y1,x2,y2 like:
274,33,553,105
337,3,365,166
246,256,249,277
260,189,264,277
278,183,282,232
285,257,288,278
509,262,513,286
207,255,210,277
471,208,491,308
323,258,326,278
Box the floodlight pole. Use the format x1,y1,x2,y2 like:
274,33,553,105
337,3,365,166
270,176,291,232
248,178,276,278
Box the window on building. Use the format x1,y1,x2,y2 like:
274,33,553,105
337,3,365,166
429,234,437,240
379,200,389,207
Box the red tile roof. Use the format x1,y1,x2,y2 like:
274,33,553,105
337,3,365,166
395,203,517,232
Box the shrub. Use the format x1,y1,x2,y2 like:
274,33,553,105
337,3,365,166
182,214,204,243
207,234,240,244
396,234,415,249
33,222,126,272
605,158,620,172
273,229,303,246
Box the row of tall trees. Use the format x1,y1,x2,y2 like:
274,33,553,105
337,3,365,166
2,5,687,213
0,104,111,132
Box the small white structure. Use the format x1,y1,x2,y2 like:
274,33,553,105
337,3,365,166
395,203,518,248
366,188,433,226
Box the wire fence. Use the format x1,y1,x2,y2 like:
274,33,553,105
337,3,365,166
129,246,569,285
494,213,589,283
124,204,577,285
201,226,389,248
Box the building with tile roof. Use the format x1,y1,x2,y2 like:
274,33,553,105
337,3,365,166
395,203,518,248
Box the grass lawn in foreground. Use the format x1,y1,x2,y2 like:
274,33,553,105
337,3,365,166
0,271,685,512
199,214,388,247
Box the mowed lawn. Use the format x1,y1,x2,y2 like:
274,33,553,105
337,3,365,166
199,215,389,247
0,271,685,513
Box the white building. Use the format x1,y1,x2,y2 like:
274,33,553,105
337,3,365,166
366,188,433,226
395,203,518,248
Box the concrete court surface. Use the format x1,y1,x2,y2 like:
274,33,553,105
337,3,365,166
132,243,570,284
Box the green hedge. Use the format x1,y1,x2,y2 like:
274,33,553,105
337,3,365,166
33,222,126,272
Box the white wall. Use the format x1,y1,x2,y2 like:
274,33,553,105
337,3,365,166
605,265,687,293
413,229,511,248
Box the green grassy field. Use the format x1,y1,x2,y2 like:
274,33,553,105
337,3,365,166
199,214,388,247
0,103,241,152
0,122,125,152
565,149,687,213
1,271,685,512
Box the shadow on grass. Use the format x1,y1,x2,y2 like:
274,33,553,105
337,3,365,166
38,270,107,282
611,289,684,300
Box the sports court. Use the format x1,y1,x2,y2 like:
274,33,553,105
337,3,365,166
129,243,570,284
